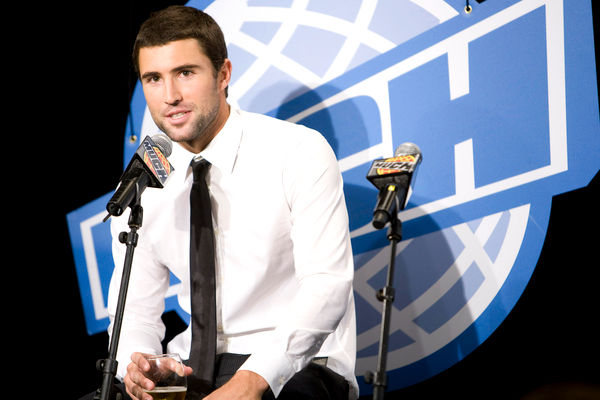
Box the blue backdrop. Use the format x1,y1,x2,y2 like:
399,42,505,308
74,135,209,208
67,0,599,395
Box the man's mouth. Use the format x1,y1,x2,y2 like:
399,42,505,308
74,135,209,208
170,111,188,119
165,109,191,124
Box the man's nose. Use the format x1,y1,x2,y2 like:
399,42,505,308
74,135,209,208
164,79,182,105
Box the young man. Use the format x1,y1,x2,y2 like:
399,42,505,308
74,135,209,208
105,5,358,400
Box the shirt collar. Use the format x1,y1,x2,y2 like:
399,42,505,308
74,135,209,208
167,107,242,181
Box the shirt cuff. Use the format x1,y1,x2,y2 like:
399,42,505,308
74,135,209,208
237,353,296,397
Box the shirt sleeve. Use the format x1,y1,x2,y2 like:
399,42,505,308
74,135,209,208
238,128,355,396
107,213,170,380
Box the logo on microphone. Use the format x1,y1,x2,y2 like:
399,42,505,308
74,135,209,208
373,156,417,175
142,143,172,183
66,0,599,395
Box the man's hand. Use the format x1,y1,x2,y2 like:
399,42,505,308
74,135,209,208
123,352,193,400
203,370,269,400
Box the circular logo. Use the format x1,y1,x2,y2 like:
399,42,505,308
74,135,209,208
120,0,599,394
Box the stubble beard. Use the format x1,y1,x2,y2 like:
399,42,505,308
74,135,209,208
158,100,220,148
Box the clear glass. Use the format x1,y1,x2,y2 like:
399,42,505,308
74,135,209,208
143,353,187,400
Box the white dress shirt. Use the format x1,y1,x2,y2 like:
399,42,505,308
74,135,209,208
107,108,358,398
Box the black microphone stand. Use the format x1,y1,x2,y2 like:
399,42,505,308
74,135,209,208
365,207,402,400
94,198,144,400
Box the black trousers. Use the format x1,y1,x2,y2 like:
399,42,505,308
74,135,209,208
80,353,349,400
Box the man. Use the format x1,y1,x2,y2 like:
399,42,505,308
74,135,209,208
105,5,357,400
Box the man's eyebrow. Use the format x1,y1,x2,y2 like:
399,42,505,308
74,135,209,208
140,64,202,81
173,63,201,72
141,71,160,81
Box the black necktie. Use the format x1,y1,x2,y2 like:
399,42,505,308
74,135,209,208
187,156,216,397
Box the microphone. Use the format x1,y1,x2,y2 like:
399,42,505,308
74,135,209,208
367,143,422,229
105,134,175,217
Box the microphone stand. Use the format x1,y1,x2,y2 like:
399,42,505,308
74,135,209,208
94,198,144,400
365,209,402,400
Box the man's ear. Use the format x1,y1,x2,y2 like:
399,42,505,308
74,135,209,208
219,58,232,92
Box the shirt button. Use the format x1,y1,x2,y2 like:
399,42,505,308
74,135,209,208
217,323,223,332
279,377,285,385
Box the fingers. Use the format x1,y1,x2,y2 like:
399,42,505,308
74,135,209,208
130,352,151,373
124,353,155,400
124,373,152,400
161,357,178,375
123,353,191,399
163,357,190,377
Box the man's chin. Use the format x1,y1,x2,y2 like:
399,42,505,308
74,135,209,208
158,128,193,144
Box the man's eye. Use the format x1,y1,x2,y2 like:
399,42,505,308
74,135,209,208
144,75,160,83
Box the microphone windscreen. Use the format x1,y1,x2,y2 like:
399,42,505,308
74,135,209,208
394,142,421,157
152,134,173,157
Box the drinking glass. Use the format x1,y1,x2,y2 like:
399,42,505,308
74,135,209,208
143,353,187,400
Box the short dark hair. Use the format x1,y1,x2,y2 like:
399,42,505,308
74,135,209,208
132,5,228,78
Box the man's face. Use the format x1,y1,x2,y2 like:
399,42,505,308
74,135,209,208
138,38,231,152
